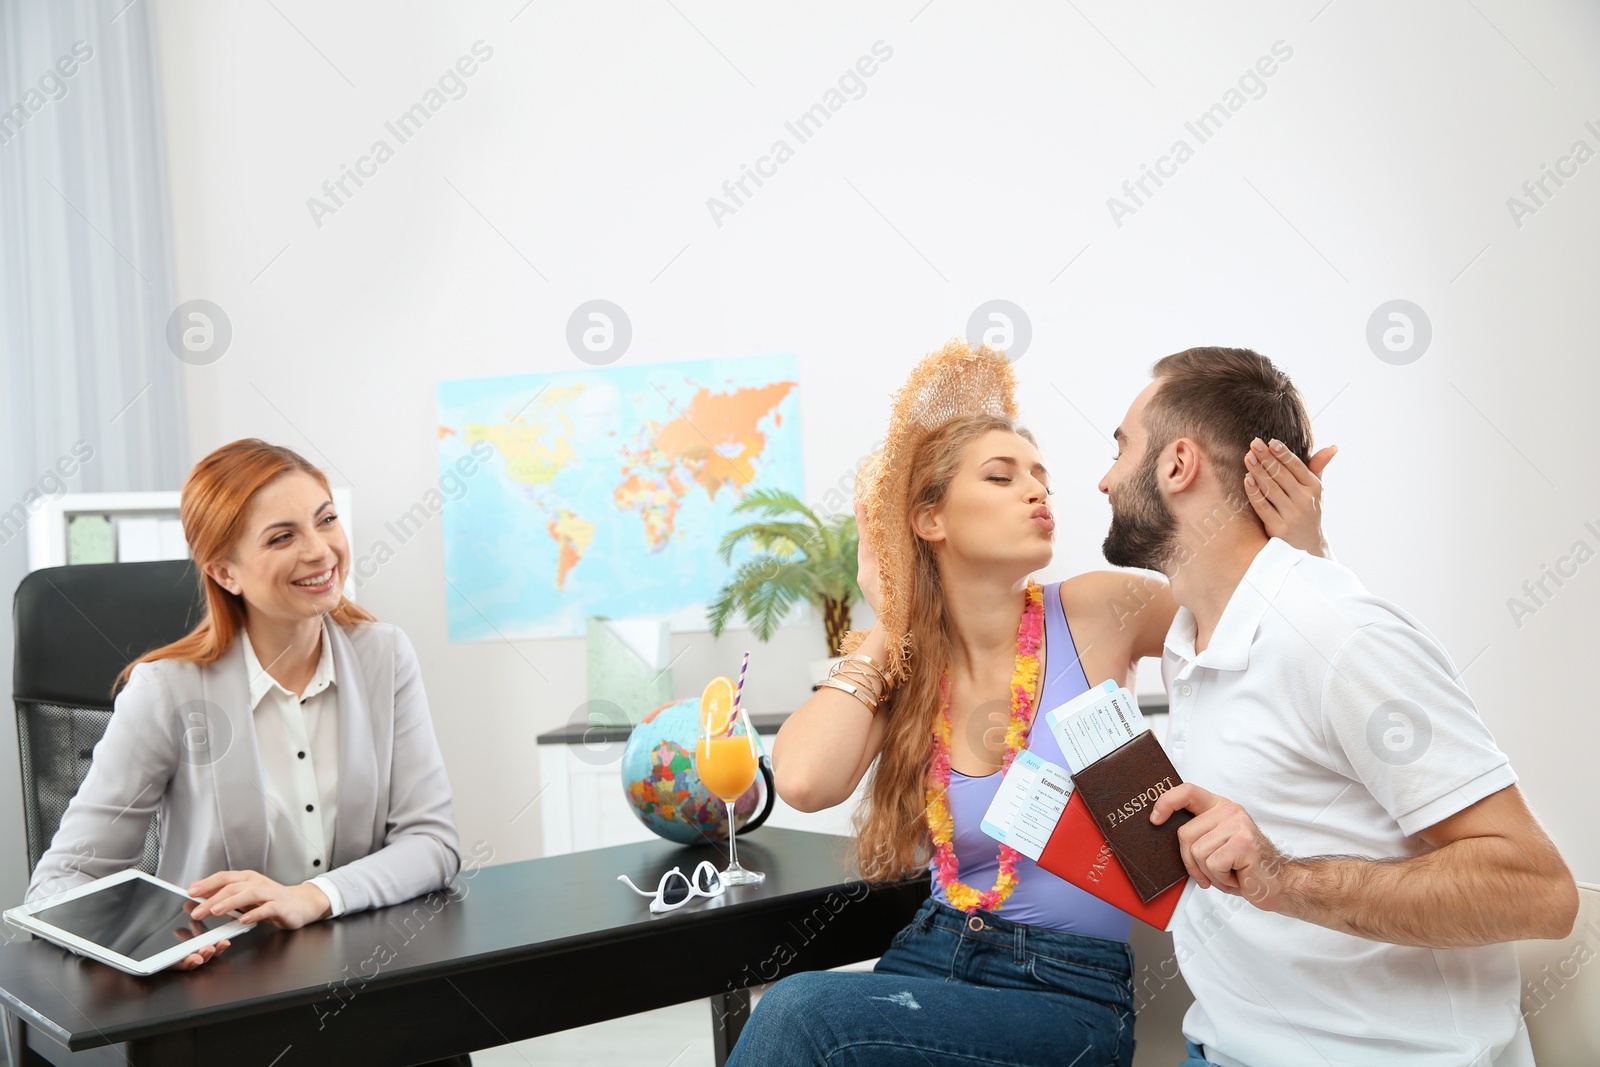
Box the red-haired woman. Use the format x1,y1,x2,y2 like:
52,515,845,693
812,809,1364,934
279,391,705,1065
27,439,461,973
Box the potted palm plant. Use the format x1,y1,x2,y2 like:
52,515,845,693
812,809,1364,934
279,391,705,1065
706,489,862,682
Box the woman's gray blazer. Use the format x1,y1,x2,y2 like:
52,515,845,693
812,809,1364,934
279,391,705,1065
26,621,462,914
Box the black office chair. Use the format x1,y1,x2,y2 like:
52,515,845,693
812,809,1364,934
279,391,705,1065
11,560,205,877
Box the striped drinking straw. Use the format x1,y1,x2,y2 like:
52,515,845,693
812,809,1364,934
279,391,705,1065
726,651,749,736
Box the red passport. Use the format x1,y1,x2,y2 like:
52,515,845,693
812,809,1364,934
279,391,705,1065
1036,789,1191,931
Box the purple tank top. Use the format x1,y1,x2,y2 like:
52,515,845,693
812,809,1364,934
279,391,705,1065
929,580,1134,940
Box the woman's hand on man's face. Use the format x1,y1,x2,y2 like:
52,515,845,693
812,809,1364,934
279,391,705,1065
1243,438,1338,558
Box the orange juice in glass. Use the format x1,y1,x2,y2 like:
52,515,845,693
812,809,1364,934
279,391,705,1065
694,687,765,885
696,735,758,802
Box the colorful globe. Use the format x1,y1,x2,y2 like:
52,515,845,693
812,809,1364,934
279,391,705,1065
621,697,767,846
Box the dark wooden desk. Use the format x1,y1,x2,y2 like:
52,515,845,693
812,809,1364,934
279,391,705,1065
0,830,924,1066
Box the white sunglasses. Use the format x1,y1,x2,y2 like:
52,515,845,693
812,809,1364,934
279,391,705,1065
618,860,725,914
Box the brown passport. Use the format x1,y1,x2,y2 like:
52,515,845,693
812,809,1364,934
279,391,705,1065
1068,730,1193,902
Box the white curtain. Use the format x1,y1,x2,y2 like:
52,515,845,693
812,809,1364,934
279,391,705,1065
0,0,188,902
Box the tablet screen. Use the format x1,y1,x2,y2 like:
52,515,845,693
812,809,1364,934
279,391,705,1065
31,877,236,962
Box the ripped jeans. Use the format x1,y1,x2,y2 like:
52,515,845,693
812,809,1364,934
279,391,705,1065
725,897,1136,1067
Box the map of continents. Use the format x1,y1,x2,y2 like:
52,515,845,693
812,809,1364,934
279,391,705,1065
436,354,802,640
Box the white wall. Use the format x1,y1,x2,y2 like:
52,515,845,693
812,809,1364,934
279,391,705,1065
149,0,1600,880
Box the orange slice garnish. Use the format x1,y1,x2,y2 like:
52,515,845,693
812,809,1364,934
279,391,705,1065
700,675,737,735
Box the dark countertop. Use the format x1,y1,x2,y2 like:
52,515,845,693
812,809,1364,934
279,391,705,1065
537,702,1168,745
537,710,792,745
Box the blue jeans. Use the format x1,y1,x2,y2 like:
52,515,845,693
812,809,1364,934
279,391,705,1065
726,897,1136,1066
1177,1039,1216,1065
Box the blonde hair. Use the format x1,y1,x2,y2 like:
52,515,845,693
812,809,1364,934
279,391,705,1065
852,413,1039,881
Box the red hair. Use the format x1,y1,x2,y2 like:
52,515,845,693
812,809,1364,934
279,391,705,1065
114,439,375,692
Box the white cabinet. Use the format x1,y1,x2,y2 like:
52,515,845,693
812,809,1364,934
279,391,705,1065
535,711,1168,857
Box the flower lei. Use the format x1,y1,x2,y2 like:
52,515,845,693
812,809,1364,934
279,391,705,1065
925,580,1044,913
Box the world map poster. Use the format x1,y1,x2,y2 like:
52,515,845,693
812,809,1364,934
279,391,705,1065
436,354,803,640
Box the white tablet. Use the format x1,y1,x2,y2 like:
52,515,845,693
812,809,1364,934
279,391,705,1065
4,869,255,975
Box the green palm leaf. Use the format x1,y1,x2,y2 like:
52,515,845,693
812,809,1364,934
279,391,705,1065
716,520,816,564
706,487,861,654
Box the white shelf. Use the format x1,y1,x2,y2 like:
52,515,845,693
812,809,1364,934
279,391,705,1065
26,488,355,577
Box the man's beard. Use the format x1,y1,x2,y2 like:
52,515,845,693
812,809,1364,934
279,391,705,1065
1102,451,1180,572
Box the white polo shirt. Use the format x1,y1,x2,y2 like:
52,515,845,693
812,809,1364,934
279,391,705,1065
1163,537,1529,1067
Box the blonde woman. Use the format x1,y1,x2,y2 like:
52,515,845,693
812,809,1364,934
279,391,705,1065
728,341,1334,1066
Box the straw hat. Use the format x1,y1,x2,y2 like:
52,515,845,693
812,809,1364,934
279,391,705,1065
840,338,1020,685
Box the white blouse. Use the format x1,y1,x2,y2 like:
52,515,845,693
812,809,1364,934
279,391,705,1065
239,619,346,917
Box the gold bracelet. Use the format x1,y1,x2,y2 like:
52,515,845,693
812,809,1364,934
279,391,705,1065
815,675,879,713
838,652,891,687
830,661,887,702
831,662,884,699
848,652,898,696
842,651,888,676
816,675,878,711
825,675,876,710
